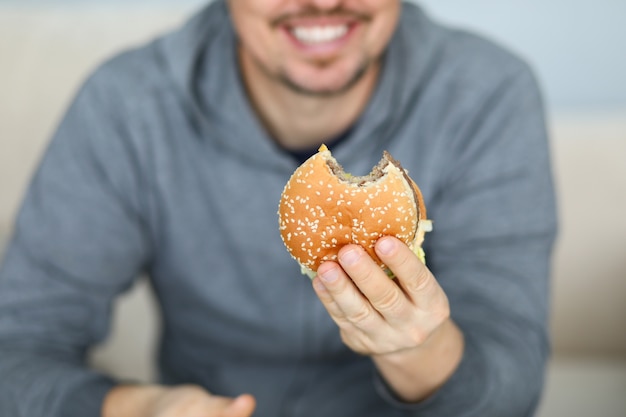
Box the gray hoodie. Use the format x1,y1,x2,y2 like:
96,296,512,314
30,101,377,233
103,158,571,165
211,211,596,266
0,1,557,416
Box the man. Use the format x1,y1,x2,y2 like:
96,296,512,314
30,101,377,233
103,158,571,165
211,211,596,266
0,0,557,416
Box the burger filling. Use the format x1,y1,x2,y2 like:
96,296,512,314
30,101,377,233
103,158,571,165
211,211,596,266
325,157,387,186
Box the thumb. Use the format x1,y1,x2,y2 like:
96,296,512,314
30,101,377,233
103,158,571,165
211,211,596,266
224,394,256,417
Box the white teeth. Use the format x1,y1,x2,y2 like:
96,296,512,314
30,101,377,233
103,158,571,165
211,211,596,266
292,25,348,44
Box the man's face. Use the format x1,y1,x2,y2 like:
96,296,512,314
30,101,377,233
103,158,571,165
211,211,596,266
228,0,401,96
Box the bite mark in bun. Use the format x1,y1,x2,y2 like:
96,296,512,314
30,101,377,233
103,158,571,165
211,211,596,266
278,145,432,278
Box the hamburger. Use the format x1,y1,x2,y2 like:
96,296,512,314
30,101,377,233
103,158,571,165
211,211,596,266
278,145,432,278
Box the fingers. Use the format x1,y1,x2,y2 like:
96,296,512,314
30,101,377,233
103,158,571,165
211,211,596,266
141,385,256,417
313,239,451,356
315,244,411,323
374,236,440,308
223,394,256,417
316,238,442,319
314,260,384,330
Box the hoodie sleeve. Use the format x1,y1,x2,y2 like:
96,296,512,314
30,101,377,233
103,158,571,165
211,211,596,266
0,66,151,417
375,65,557,416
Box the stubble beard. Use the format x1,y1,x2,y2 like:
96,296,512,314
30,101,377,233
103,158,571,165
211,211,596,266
252,52,375,98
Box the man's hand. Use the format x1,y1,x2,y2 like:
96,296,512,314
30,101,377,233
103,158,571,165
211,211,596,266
312,236,464,402
102,384,256,417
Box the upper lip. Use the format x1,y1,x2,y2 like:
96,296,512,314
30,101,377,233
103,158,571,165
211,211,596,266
272,12,370,29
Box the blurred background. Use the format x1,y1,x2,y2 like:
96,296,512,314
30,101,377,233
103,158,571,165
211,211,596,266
1,0,625,415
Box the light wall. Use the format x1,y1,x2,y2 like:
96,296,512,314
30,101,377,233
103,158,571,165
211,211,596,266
9,0,626,115
417,0,626,114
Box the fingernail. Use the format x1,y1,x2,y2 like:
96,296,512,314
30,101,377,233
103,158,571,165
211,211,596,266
377,237,396,255
319,267,339,283
340,248,360,266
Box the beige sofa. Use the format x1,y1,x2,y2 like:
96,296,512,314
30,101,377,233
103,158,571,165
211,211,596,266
1,6,625,416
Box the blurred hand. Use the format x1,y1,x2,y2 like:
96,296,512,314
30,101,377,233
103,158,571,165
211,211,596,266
102,384,256,417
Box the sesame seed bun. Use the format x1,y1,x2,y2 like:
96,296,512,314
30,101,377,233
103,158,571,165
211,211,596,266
278,145,431,278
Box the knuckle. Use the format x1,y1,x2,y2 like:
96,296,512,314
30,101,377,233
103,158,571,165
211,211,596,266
332,312,351,328
339,329,355,346
348,305,375,327
339,328,364,351
407,326,428,346
340,329,379,356
354,263,378,286
407,269,434,294
374,288,404,314
431,304,451,325
437,303,451,319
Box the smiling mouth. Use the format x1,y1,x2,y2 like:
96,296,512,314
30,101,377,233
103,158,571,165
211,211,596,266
291,25,349,45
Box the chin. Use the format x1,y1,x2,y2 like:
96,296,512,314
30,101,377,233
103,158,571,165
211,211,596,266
281,58,373,97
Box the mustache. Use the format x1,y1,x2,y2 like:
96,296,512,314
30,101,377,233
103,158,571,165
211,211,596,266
271,8,372,27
